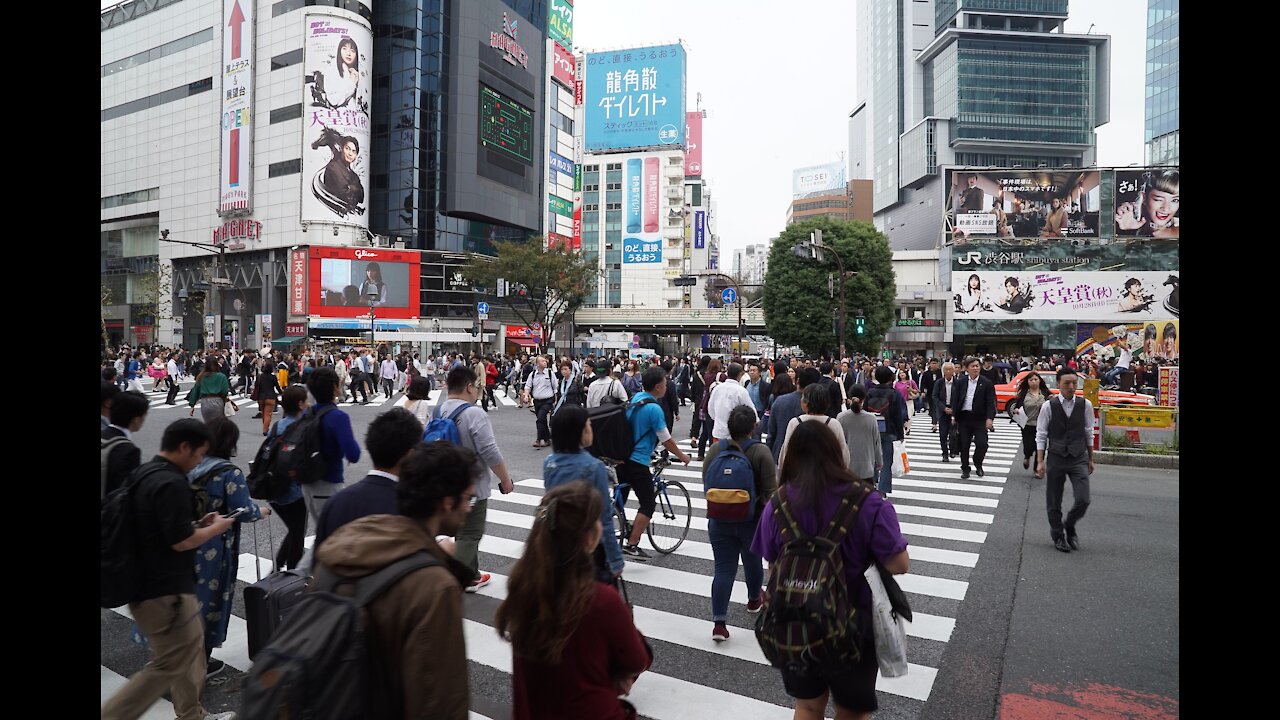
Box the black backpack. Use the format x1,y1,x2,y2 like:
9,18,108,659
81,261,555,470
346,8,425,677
240,551,439,720
863,385,898,434
755,486,869,670
247,422,292,500
100,463,167,608
269,405,336,486
587,397,656,464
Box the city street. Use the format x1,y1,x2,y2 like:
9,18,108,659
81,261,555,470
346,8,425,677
100,381,1179,719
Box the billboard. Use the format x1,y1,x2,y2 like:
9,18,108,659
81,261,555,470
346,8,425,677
585,44,686,152
1075,322,1168,363
219,0,254,215
622,156,662,263
694,210,705,249
1115,168,1180,238
309,247,421,320
945,169,1101,241
551,41,575,88
685,111,702,177
792,162,846,197
953,271,1179,321
548,0,573,47
950,240,1179,273
289,248,308,317
548,195,573,217
300,11,372,229
549,150,574,178
480,85,534,165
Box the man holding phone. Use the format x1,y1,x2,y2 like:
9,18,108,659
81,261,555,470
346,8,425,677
102,419,238,720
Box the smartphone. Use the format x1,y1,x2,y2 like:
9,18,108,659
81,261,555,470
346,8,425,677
223,507,249,519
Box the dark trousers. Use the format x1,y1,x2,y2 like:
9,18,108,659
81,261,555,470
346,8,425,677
269,497,307,571
381,378,395,397
958,411,989,471
938,412,955,457
534,397,554,441
1020,424,1037,461
350,372,369,403
1046,454,1090,540
690,407,703,441
165,378,181,404
923,392,936,424
697,413,714,459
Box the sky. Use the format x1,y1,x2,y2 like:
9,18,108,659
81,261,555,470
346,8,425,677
574,0,1149,263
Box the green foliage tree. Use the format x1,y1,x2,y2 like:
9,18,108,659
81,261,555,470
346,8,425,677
762,217,896,357
462,238,596,342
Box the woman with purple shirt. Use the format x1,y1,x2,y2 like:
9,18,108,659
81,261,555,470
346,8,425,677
751,420,910,720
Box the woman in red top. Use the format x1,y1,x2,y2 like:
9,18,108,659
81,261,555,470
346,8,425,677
497,481,652,720
485,357,500,407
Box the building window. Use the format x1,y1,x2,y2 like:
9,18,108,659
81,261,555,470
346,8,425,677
272,0,372,21
100,77,214,122
101,187,160,210
271,49,304,71
268,159,302,177
269,104,303,124
101,27,214,77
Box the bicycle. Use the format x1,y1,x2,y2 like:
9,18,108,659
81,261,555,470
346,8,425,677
607,454,692,554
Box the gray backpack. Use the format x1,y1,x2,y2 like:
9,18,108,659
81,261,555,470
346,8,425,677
240,551,439,720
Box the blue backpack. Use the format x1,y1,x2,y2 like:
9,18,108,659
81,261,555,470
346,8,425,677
704,439,759,522
422,402,473,444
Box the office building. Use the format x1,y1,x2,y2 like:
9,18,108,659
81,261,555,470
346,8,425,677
1144,0,1178,165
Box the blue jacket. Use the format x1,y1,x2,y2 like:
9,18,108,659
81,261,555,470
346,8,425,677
765,391,804,462
544,451,624,575
314,473,399,548
314,402,361,485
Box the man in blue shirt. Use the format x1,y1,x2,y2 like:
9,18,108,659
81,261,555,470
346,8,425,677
302,367,362,525
619,366,691,560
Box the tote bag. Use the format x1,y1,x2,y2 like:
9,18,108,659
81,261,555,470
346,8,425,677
864,564,909,677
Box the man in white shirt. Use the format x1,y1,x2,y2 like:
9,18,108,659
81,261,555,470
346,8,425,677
586,363,629,408
1101,338,1133,387
707,363,757,442
525,356,558,447
1034,366,1095,553
164,355,182,405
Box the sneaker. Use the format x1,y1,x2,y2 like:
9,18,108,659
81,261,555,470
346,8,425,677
746,592,766,614
712,622,730,642
205,713,237,720
205,658,226,679
622,544,652,561
466,573,492,593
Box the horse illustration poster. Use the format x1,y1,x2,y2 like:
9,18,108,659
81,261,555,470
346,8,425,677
953,271,1179,321
300,10,372,228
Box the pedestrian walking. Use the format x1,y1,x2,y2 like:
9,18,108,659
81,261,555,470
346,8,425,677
836,384,881,483
948,357,997,480
186,357,237,422
778,383,849,470
543,405,625,582
932,362,959,462
1034,367,1094,553
1010,372,1048,471
864,366,909,495
525,356,558,448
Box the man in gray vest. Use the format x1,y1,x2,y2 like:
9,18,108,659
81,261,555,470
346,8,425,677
1034,366,1095,553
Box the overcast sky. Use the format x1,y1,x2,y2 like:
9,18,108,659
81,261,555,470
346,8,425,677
575,0,1149,261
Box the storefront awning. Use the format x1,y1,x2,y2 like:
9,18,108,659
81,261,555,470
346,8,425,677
271,336,306,346
507,337,541,348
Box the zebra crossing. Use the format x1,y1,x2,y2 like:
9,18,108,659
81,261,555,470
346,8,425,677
101,408,1030,719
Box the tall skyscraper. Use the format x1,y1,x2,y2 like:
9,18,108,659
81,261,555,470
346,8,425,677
851,0,1111,250
1144,0,1178,165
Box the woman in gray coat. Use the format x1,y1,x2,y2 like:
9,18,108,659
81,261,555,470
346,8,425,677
837,384,882,483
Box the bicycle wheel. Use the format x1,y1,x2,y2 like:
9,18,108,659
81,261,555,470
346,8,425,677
647,479,691,554
613,495,630,546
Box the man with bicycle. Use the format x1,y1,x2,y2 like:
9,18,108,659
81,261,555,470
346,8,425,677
619,367,691,560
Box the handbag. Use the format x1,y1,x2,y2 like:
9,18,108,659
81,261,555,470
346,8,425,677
224,399,237,417
948,423,960,453
891,439,910,478
865,563,909,677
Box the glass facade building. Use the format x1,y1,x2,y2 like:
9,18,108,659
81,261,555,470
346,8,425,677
1144,0,1178,165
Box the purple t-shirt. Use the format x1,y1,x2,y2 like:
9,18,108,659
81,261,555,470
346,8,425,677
751,484,908,610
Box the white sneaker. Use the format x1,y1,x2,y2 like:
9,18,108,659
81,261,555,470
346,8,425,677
205,712,237,720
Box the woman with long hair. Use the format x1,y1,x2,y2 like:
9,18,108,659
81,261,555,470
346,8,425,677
696,357,726,461
497,482,652,719
543,405,623,581
751,420,910,720
186,356,237,422
894,369,919,435
689,355,710,443
837,384,881,483
358,261,386,306
1010,372,1048,471
778,383,850,469
956,273,987,314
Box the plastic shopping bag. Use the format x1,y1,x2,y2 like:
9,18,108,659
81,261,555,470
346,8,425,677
891,440,910,478
865,564,909,677
1011,406,1029,428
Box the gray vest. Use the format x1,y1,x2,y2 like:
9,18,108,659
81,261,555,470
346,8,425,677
1046,396,1088,460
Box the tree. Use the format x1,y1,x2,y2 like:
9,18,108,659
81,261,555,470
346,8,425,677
462,238,597,345
762,217,896,358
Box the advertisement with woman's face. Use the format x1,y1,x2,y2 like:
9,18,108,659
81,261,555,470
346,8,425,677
301,11,372,228
1115,169,1179,238
320,259,410,309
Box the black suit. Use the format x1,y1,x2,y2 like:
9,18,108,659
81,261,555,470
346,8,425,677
820,376,842,418
932,377,958,458
100,426,141,498
950,374,998,472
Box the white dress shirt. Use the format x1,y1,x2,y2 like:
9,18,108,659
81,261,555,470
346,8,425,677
708,377,756,440
962,374,980,411
1035,395,1094,452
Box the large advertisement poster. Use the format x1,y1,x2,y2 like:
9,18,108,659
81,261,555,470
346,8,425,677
1115,168,1180,238
952,271,1179,321
1074,322,1178,363
289,248,308,317
951,240,1180,273
792,162,846,197
548,0,573,47
585,44,686,152
219,0,254,215
945,169,1101,241
308,247,420,320
685,111,702,177
622,156,662,264
300,11,372,228
551,41,575,89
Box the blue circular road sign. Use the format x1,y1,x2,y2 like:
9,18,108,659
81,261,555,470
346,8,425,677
721,288,737,304
477,302,490,313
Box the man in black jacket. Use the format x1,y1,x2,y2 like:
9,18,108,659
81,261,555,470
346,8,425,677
932,362,958,461
950,356,998,478
920,358,942,432
101,390,149,497
819,362,843,419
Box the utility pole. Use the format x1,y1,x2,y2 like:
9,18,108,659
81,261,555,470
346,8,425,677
160,229,230,349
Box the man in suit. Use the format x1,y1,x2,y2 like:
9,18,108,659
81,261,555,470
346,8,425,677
314,406,424,548
920,358,942,431
101,390,149,497
949,356,997,479
1034,366,1095,553
818,362,842,419
932,362,958,462
765,367,820,462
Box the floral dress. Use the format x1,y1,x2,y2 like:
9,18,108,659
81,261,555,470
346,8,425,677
131,456,265,654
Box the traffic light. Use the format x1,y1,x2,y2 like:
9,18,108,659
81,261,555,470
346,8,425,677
470,324,479,337
855,314,866,335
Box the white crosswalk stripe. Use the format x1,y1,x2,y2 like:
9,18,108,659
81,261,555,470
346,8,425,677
104,408,1024,719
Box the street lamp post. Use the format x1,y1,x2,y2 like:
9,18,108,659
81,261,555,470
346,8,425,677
792,229,855,359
